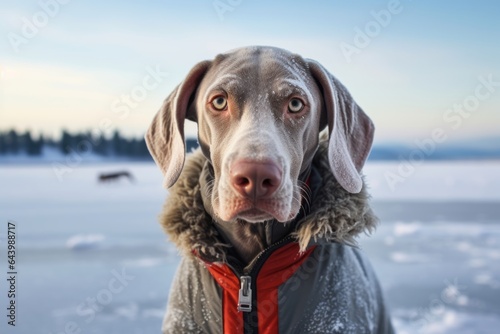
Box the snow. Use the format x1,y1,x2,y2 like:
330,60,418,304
0,146,115,164
0,161,499,333
393,222,421,236
390,252,429,264
123,257,165,268
393,308,500,334
364,161,500,201
66,234,105,250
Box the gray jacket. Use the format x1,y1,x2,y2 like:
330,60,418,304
158,139,394,333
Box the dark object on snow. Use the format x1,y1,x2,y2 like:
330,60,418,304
98,171,134,183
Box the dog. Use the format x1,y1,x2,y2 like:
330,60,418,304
146,46,394,333
97,171,134,183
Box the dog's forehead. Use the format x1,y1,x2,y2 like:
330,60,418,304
203,47,313,92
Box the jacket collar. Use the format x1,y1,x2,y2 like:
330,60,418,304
158,135,378,262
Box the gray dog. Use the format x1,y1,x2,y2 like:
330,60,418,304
146,46,394,333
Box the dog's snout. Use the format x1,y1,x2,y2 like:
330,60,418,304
230,162,282,199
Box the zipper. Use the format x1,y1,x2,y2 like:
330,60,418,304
225,235,295,334
237,276,252,312
245,235,294,277
235,235,294,312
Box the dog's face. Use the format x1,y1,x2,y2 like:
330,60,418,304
193,48,324,223
145,46,374,224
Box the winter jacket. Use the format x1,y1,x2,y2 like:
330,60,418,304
158,138,394,333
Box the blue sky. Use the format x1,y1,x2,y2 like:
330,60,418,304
1,0,499,144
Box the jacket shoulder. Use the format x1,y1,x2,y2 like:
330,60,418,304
278,244,394,333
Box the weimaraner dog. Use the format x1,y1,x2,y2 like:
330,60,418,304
146,46,393,333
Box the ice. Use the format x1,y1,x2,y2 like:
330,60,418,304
390,252,428,264
66,233,105,250
113,303,139,320
123,257,165,268
0,161,499,333
393,308,500,334
393,222,421,236
363,161,500,201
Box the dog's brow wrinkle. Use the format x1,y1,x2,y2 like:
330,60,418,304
205,74,242,94
272,58,305,79
279,78,310,95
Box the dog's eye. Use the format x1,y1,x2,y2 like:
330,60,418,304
211,96,227,111
288,98,304,113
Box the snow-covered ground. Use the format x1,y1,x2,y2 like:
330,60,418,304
0,161,499,333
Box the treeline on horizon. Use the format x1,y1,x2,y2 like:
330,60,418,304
1,129,498,161
0,129,151,159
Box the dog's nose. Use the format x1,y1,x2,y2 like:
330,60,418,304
230,162,282,199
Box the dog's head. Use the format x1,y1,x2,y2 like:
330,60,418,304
146,46,374,224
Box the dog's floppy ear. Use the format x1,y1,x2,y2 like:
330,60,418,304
308,60,374,193
145,60,211,188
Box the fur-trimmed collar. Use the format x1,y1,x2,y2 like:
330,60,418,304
158,136,378,262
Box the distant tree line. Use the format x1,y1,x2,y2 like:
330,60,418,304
0,129,152,159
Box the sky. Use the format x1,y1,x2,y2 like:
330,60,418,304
0,0,499,144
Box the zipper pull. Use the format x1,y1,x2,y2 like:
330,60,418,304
237,275,252,312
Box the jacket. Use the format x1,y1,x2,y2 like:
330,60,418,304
158,138,394,333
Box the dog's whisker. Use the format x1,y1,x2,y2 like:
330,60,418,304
201,179,216,200
297,181,312,209
297,179,311,193
290,190,306,212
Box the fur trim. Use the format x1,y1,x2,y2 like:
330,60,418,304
292,138,378,251
158,153,227,261
158,135,378,259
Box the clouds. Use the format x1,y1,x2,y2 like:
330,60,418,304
0,0,499,142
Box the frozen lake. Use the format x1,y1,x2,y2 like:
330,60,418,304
0,161,499,333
